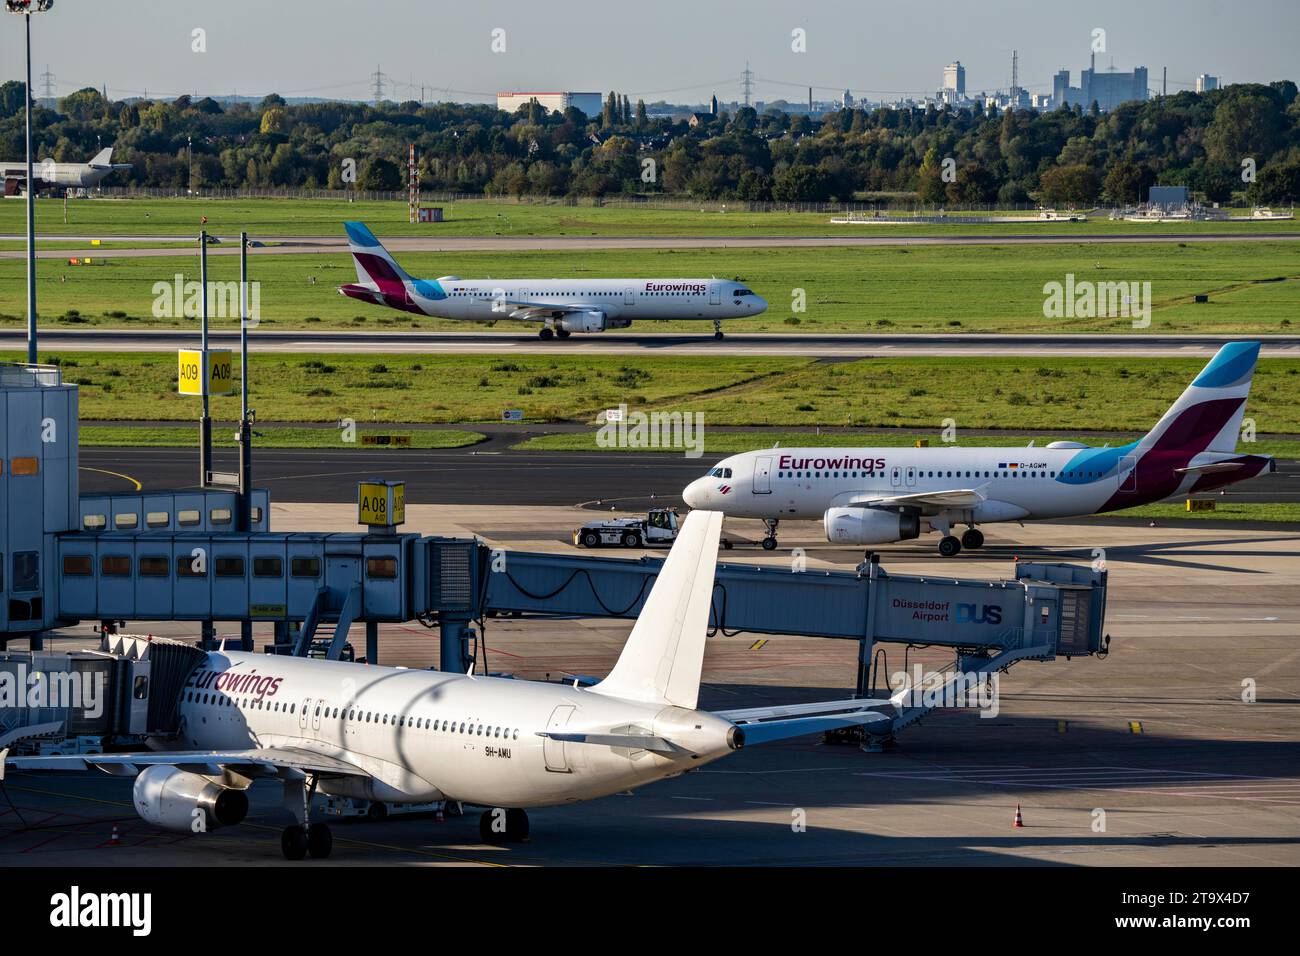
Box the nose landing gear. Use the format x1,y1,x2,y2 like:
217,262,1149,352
712,318,724,340
282,775,333,860
761,518,779,551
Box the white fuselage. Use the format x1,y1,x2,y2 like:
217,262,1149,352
350,277,767,324
683,444,1172,524
171,651,734,808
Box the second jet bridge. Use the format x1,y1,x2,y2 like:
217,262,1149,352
482,548,1107,658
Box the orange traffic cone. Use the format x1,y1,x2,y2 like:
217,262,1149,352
1013,804,1024,828
109,825,121,846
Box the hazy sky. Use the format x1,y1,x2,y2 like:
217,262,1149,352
2,0,1296,105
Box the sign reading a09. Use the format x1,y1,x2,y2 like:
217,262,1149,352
178,349,233,396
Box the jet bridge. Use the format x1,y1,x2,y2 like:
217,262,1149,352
476,545,1107,692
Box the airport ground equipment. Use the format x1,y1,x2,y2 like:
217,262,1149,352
2,364,1109,748
573,508,680,548
1,633,205,752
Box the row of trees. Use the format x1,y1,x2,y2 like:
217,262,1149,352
1,80,1297,204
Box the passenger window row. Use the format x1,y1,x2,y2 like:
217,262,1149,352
182,691,521,740
776,469,1084,480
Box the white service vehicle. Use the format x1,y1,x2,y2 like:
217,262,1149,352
573,508,680,548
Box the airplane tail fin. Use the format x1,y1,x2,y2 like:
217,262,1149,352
89,147,113,166
343,220,412,289
1138,341,1260,457
591,510,724,711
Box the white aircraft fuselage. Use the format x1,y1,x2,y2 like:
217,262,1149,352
173,650,737,809
338,221,766,335
684,342,1273,554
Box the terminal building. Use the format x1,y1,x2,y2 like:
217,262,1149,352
496,91,603,119
1053,55,1149,111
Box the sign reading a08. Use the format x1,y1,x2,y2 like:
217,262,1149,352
358,481,405,526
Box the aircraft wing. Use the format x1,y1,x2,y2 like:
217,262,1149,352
844,487,988,509
490,298,592,321
0,746,368,781
715,698,894,745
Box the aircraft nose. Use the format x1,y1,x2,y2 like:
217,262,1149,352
754,295,768,313
683,477,708,509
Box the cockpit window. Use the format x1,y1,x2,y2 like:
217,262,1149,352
731,288,753,297
708,467,733,478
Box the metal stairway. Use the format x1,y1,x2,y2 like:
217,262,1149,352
291,586,361,661
884,629,1057,739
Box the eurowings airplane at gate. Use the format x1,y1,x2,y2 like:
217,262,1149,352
683,342,1274,556
338,221,766,339
1,512,891,860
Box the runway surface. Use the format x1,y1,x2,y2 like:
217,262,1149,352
77,439,1300,506
3,229,1298,260
9,329,1300,358
4,509,1298,866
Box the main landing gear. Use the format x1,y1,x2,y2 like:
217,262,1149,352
538,327,554,340
712,318,724,340
479,807,530,845
761,518,779,551
282,775,332,860
937,527,984,558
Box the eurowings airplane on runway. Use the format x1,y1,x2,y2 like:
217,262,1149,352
1,511,889,860
683,342,1274,556
338,221,766,339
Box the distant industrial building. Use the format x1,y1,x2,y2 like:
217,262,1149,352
1197,73,1219,93
496,91,603,118
1053,55,1149,111
1148,185,1190,210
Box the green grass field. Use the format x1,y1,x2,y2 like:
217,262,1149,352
79,424,485,449
515,431,1300,459
21,352,803,424
15,351,1299,432
3,195,1298,239
2,242,1297,334
1098,502,1300,523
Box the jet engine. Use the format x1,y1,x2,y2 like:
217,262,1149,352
559,311,609,333
824,507,920,544
132,765,249,833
